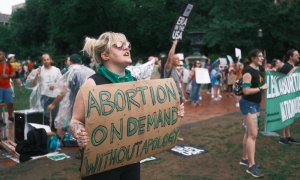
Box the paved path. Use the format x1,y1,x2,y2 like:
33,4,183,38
0,90,240,167
182,91,239,125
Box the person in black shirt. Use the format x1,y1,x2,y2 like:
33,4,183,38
277,49,300,145
271,59,284,71
69,32,140,180
239,49,267,178
69,32,185,180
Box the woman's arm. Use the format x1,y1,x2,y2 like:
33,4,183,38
242,73,267,95
191,68,195,78
69,78,96,148
165,40,178,72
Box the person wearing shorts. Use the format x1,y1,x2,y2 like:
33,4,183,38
239,49,267,178
0,50,15,125
210,63,222,101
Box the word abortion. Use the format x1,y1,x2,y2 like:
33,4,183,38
267,73,300,98
86,83,177,117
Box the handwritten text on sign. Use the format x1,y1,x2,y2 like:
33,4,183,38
81,78,181,177
171,4,193,40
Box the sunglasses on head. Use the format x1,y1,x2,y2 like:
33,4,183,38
112,41,131,50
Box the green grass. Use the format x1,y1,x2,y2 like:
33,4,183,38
13,83,31,110
141,113,300,180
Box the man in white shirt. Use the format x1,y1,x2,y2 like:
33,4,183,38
31,54,62,130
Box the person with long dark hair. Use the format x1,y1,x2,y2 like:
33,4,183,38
239,49,267,178
190,60,202,106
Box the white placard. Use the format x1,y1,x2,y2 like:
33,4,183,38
227,55,234,64
171,145,206,156
176,53,184,60
235,48,242,59
195,68,211,84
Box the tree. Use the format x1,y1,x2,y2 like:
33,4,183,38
4,0,300,62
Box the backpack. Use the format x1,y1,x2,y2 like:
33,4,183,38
16,128,49,162
233,78,243,96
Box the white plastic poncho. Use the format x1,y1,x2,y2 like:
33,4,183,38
25,69,43,111
54,64,95,129
25,66,62,111
126,59,155,80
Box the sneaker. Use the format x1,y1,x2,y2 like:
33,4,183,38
214,97,221,101
218,95,222,98
239,159,248,166
279,138,291,145
246,165,264,178
287,137,300,145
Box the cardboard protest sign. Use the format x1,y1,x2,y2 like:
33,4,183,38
171,4,194,40
195,68,211,84
265,69,300,132
80,78,181,177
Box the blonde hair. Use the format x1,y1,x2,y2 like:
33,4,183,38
82,32,127,64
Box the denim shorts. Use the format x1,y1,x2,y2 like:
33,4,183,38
239,98,260,115
0,88,13,104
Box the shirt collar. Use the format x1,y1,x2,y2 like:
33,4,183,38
97,65,135,83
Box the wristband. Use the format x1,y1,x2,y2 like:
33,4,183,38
242,83,251,88
259,86,262,92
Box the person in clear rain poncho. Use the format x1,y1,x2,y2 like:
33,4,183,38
47,54,95,139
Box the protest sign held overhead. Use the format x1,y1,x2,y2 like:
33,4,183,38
235,48,242,60
171,4,194,40
80,78,181,177
265,69,300,132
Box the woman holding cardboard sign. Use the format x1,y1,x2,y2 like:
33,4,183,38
69,32,139,180
70,32,184,179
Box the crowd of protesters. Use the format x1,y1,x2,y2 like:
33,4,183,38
0,33,299,178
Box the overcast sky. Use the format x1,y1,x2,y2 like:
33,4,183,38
0,0,25,14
